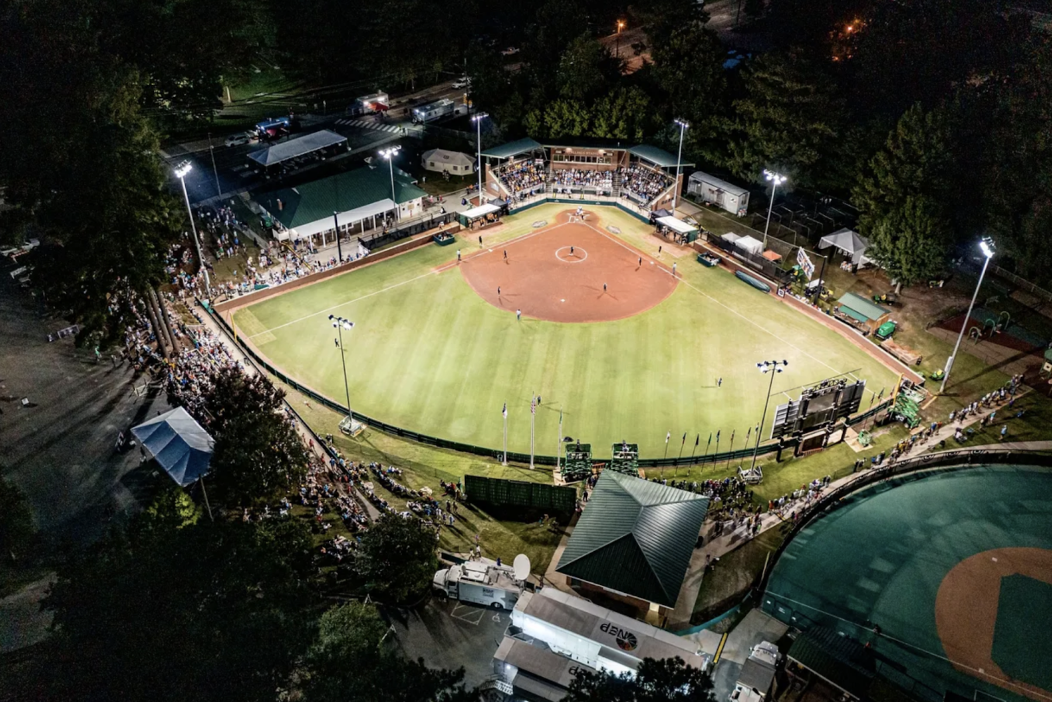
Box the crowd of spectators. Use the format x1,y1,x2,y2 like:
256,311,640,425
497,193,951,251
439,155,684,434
496,160,546,197
619,165,672,204
550,168,614,195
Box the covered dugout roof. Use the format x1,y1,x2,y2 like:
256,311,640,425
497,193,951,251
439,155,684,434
460,203,501,220
628,144,693,169
787,627,875,697
481,137,544,160
837,292,889,324
556,472,709,607
656,216,698,235
247,130,347,167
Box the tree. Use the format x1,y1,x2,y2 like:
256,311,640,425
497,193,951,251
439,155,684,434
984,33,1052,287
565,656,718,702
636,0,710,49
302,602,477,702
193,368,310,507
535,100,593,139
354,514,438,603
592,87,653,141
853,104,956,290
43,516,316,702
721,52,847,190
557,35,621,103
0,473,35,562
648,23,727,147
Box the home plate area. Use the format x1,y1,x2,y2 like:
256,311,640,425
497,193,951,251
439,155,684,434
460,212,677,324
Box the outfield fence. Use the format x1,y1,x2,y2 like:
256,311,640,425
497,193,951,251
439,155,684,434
203,297,892,469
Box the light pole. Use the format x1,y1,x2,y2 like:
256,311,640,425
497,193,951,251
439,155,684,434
761,169,787,251
673,118,689,212
207,133,221,197
749,359,788,473
471,112,488,202
379,146,401,221
615,20,626,60
332,211,344,263
941,238,994,394
329,315,358,433
174,161,212,298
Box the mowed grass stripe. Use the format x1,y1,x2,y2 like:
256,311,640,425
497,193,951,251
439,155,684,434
239,205,900,456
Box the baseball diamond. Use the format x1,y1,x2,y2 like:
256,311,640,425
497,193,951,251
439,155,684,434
230,203,905,457
763,464,1052,702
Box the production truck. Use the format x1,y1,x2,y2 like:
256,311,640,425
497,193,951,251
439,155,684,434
433,556,529,609
412,98,455,124
730,641,781,702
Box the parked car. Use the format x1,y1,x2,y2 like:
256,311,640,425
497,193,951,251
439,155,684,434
501,46,520,56
225,133,252,147
452,77,471,89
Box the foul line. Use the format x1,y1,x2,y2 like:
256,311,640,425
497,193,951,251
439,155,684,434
249,219,576,338
580,220,846,377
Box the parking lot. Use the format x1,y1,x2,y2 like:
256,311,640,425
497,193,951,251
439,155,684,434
386,595,510,688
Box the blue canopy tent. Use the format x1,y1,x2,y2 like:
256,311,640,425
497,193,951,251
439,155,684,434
132,407,215,518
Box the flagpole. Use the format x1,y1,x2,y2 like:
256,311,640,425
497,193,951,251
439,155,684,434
557,410,563,475
502,404,508,466
689,434,698,470
530,394,536,470
714,433,720,470
725,433,735,470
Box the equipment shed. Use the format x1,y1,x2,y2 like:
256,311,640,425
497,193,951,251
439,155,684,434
835,292,890,333
688,171,750,216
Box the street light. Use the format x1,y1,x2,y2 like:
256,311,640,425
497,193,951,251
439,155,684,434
761,169,787,251
329,314,361,435
471,112,488,202
379,146,401,221
749,359,789,473
615,20,626,59
673,118,689,212
940,238,994,394
173,161,212,298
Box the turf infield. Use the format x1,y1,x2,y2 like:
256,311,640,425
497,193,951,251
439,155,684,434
233,204,901,457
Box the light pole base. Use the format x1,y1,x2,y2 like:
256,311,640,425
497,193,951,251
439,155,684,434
339,416,366,437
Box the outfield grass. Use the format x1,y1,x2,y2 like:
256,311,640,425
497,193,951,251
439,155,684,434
235,203,902,459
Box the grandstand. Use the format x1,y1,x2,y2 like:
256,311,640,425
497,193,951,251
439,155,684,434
481,139,691,215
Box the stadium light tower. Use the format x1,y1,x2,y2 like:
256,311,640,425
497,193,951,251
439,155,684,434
761,169,787,251
673,118,689,212
379,146,401,221
941,238,995,394
173,161,212,298
472,112,488,202
749,359,788,473
329,315,360,434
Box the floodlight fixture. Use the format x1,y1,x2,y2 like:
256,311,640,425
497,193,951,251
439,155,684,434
763,169,787,186
174,161,193,179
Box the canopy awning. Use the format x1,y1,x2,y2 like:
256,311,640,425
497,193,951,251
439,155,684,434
460,203,501,220
248,130,347,167
131,407,214,487
736,235,764,256
656,216,698,235
291,198,396,239
481,138,543,160
819,228,870,263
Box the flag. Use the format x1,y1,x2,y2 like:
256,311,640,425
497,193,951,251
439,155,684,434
716,430,721,441
531,397,536,414
746,426,752,441
731,430,735,441
665,431,671,444
681,432,687,446
694,434,700,447
502,403,507,419
707,433,712,446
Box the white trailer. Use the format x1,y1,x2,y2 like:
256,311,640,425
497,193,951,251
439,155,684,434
433,556,528,609
412,98,455,124
348,92,389,116
688,171,750,217
731,641,780,702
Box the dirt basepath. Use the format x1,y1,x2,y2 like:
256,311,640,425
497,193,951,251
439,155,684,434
459,210,678,323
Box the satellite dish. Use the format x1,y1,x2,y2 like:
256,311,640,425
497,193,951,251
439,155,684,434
513,554,531,581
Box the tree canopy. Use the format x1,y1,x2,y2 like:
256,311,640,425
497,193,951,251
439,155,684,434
0,473,35,562
354,514,439,603
565,656,718,702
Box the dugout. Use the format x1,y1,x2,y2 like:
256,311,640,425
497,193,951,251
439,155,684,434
655,216,699,244
834,292,890,334
458,202,503,230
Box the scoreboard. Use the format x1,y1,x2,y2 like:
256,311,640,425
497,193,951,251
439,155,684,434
771,378,866,439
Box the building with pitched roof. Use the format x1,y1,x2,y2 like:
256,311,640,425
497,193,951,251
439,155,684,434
555,471,708,622
254,165,427,244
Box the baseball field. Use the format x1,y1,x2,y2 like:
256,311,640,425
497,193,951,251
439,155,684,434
762,464,1052,702
230,203,902,458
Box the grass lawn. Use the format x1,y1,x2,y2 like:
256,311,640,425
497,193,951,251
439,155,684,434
279,379,566,572
234,203,900,459
693,526,789,619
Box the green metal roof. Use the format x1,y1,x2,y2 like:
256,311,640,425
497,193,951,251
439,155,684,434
556,472,708,608
836,292,889,323
257,167,427,230
481,138,543,160
787,627,875,697
628,144,693,169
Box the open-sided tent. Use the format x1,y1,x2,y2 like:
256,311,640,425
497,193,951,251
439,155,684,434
656,216,700,242
131,407,214,487
819,228,870,264
735,235,764,256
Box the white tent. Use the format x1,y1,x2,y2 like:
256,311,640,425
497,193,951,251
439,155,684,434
819,228,870,264
461,203,501,219
656,216,698,235
721,232,742,245
131,407,214,487
735,235,764,256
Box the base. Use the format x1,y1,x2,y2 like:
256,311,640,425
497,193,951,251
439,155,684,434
339,416,366,437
